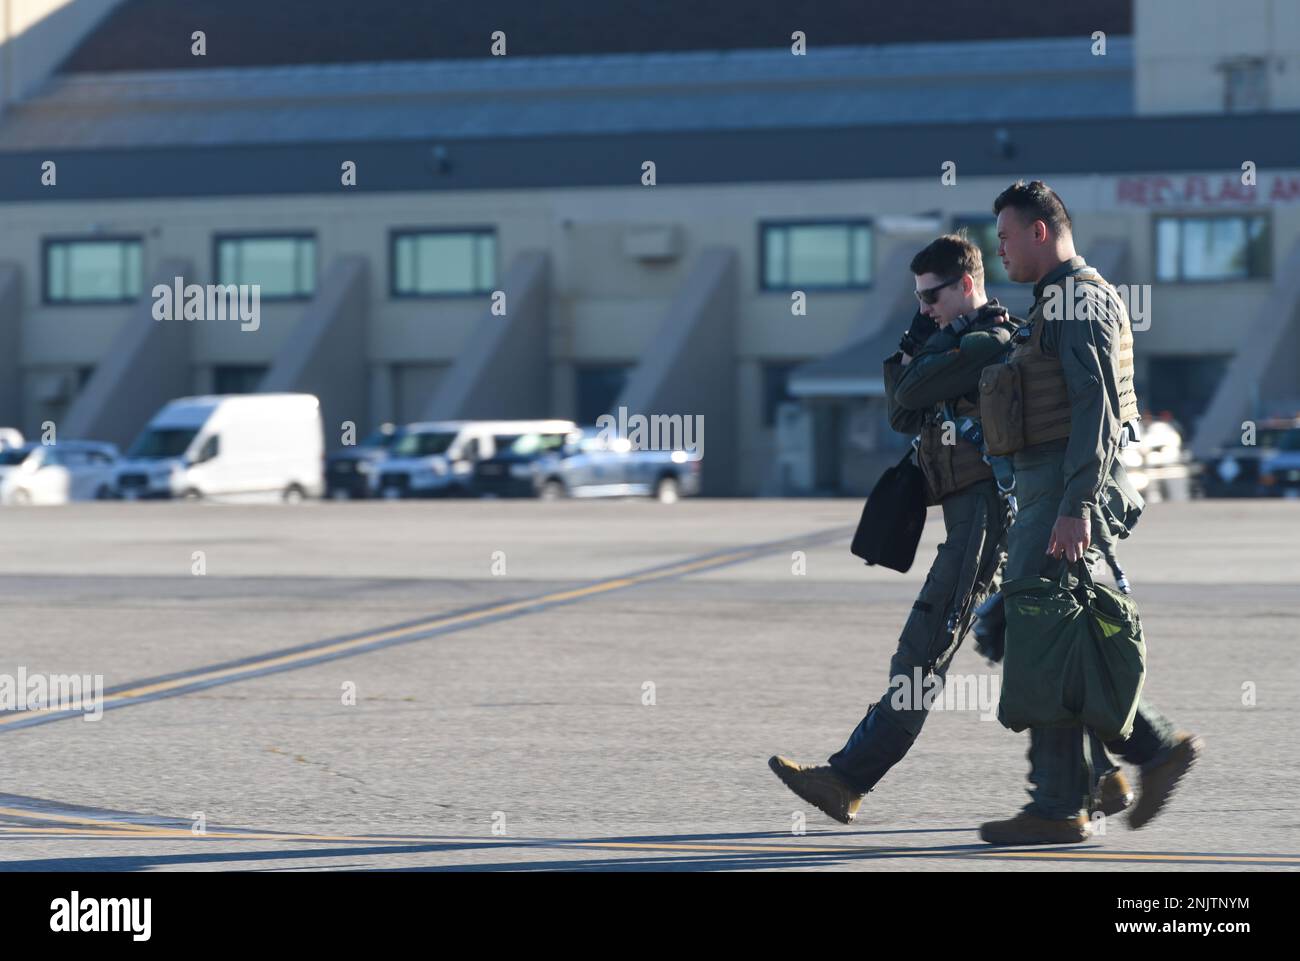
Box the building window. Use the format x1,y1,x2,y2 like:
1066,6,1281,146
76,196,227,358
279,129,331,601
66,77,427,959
762,361,800,427
1220,57,1270,113
44,238,142,304
575,365,630,425
951,217,1010,285
213,365,268,394
761,221,872,290
1155,215,1270,282
215,234,316,299
391,229,496,297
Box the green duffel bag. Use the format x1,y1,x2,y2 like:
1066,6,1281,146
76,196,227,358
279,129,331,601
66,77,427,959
997,560,1146,742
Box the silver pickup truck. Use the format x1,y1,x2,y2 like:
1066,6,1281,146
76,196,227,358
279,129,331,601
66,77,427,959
531,427,702,503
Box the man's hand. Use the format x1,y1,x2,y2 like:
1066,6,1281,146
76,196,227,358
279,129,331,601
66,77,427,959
898,310,938,357
1047,515,1090,562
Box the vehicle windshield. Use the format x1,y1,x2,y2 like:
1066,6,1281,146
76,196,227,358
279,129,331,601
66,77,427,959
390,431,457,457
127,428,199,460
360,427,404,449
502,432,568,458
0,446,34,466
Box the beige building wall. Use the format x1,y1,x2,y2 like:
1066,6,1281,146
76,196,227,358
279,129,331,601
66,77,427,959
2,163,1297,491
1136,0,1300,113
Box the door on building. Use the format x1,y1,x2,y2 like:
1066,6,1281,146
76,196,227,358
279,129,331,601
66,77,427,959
213,365,268,394
392,364,448,424
574,365,630,425
812,402,844,493
31,367,93,440
1145,355,1231,439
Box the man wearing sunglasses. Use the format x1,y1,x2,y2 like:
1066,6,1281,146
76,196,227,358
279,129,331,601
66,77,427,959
978,181,1201,845
769,234,1026,823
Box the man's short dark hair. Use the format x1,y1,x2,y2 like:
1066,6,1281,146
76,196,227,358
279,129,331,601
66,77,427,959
909,232,984,285
992,180,1072,235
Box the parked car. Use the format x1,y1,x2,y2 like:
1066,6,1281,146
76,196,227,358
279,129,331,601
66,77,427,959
1196,418,1298,498
0,441,120,505
325,423,405,500
1257,426,1300,497
531,426,702,503
377,420,577,499
115,393,324,501
373,421,493,499
468,421,579,497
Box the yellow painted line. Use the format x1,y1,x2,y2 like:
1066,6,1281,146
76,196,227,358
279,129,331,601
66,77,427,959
974,849,1300,863
3,817,1297,866
573,840,855,854
0,547,761,727
541,840,1300,864
0,825,438,843
0,805,171,834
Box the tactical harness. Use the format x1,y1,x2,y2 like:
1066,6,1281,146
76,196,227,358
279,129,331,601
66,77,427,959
979,266,1140,456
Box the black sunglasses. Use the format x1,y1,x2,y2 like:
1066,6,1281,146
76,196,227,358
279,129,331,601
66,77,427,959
915,276,962,305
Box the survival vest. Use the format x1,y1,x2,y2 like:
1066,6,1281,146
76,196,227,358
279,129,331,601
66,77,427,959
915,304,1019,504
979,266,1139,456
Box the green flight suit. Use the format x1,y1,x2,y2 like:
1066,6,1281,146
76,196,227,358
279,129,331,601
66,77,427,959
1005,258,1179,820
827,302,1014,793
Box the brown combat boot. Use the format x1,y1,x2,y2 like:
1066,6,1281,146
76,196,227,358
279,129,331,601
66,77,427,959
1128,732,1203,830
768,755,864,825
979,811,1091,845
1091,769,1134,817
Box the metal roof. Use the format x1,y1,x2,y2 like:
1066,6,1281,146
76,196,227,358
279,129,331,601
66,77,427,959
0,38,1133,151
60,0,1132,72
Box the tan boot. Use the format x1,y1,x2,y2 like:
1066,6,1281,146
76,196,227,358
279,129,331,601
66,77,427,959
1091,769,1134,817
768,755,864,825
979,811,1091,845
1128,732,1203,830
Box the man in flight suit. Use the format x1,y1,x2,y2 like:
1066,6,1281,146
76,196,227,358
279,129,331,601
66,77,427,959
978,181,1202,845
767,234,1128,824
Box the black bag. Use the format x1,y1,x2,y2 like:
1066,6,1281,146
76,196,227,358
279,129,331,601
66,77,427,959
850,447,928,572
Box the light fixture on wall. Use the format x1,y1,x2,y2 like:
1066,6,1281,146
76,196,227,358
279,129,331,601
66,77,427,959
429,144,452,175
994,127,1016,160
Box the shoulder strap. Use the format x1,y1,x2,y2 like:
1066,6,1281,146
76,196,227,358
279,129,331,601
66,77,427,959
1028,311,1047,349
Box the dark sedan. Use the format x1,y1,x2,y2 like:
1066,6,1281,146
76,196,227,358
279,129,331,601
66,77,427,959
325,424,404,499
470,430,571,497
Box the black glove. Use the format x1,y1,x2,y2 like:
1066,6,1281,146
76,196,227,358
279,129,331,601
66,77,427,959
898,310,938,357
972,591,1006,664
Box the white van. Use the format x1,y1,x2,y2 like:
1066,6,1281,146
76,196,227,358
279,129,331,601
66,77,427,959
115,394,324,501
373,419,576,498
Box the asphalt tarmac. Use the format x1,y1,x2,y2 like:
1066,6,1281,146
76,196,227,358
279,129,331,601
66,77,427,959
1,498,1296,871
